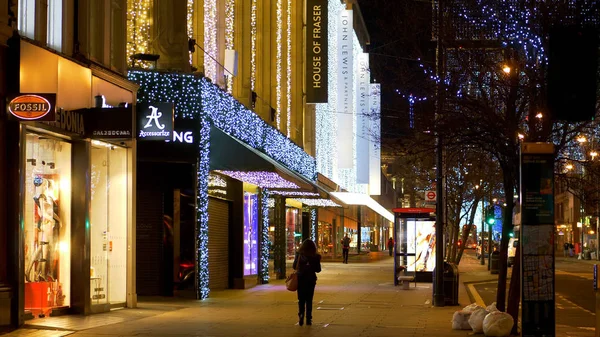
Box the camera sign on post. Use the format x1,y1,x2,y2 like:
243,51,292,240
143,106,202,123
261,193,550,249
137,102,174,141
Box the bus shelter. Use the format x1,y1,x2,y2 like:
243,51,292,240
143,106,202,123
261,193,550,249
393,208,436,285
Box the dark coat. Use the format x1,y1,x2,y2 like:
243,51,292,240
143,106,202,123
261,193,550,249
293,252,322,283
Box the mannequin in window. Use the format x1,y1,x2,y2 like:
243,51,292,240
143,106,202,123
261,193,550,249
26,177,61,282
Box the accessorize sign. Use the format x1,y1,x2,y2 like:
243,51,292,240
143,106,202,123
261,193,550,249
137,102,174,141
305,0,328,103
8,93,56,121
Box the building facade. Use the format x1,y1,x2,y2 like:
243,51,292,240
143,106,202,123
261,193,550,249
2,0,138,327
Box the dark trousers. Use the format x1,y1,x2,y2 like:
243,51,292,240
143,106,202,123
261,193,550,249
342,248,349,263
388,247,393,256
297,280,316,319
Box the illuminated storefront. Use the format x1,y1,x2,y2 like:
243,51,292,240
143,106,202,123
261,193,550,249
5,40,137,324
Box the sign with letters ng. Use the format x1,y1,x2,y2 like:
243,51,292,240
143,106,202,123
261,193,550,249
8,93,56,121
137,103,174,141
305,0,328,103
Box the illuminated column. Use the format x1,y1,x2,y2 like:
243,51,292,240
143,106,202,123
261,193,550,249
274,0,283,130
233,0,252,108
273,195,286,279
152,0,191,72
258,189,270,283
254,0,272,122
292,0,304,147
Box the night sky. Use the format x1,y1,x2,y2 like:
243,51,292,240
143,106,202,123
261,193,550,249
357,0,434,152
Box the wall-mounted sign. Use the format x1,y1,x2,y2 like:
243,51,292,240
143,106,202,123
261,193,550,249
336,9,354,168
44,107,133,138
305,0,328,103
85,107,133,138
8,93,56,121
165,117,198,145
137,103,174,140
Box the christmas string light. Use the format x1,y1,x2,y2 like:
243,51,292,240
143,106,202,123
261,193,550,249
201,77,317,180
128,69,319,297
275,0,283,130
270,191,320,197
126,0,151,68
315,0,344,181
310,208,317,241
259,189,270,283
216,171,300,189
286,0,292,137
250,0,258,90
196,111,211,300
295,199,341,207
187,0,194,65
127,69,210,299
204,0,218,82
225,0,235,93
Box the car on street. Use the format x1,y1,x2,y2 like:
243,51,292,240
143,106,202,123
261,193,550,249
476,239,498,259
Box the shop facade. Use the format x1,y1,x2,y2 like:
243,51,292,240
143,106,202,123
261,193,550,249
128,70,323,299
4,39,137,326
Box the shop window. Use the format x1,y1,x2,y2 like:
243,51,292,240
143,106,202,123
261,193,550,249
90,141,128,305
317,222,333,257
24,133,72,317
18,0,35,39
286,208,302,259
243,192,258,276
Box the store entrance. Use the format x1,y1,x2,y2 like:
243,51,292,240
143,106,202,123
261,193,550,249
136,162,196,297
89,141,129,307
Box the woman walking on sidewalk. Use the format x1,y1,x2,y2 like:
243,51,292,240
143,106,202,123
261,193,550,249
293,239,322,326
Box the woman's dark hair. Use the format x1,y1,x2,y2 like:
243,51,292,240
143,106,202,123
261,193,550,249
298,239,317,256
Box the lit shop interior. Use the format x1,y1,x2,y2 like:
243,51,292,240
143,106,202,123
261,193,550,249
23,132,132,318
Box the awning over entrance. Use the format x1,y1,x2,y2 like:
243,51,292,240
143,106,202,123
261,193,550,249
210,127,329,198
331,192,394,222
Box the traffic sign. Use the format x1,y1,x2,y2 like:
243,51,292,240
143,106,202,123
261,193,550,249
425,190,436,202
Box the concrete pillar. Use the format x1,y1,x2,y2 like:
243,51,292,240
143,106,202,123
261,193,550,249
152,0,191,72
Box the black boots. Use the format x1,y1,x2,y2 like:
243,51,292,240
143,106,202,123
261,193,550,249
306,317,312,325
298,313,304,326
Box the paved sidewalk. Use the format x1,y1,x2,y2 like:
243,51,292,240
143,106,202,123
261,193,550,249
0,251,592,337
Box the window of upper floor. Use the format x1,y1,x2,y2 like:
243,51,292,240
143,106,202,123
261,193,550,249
18,0,63,52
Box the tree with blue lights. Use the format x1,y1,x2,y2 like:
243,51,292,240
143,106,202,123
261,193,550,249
431,0,600,327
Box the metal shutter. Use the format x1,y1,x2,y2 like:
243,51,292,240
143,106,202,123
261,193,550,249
136,189,164,295
208,198,229,290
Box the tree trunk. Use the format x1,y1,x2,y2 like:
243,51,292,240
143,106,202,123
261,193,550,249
496,170,515,312
456,197,480,265
507,243,521,335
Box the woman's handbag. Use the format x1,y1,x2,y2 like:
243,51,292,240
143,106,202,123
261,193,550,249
286,271,298,291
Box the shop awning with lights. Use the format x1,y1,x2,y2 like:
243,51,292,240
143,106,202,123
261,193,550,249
210,127,337,204
330,192,394,222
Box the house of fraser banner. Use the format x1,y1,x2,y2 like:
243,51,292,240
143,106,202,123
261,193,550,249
305,0,328,103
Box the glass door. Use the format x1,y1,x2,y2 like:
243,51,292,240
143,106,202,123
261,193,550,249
90,141,128,305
